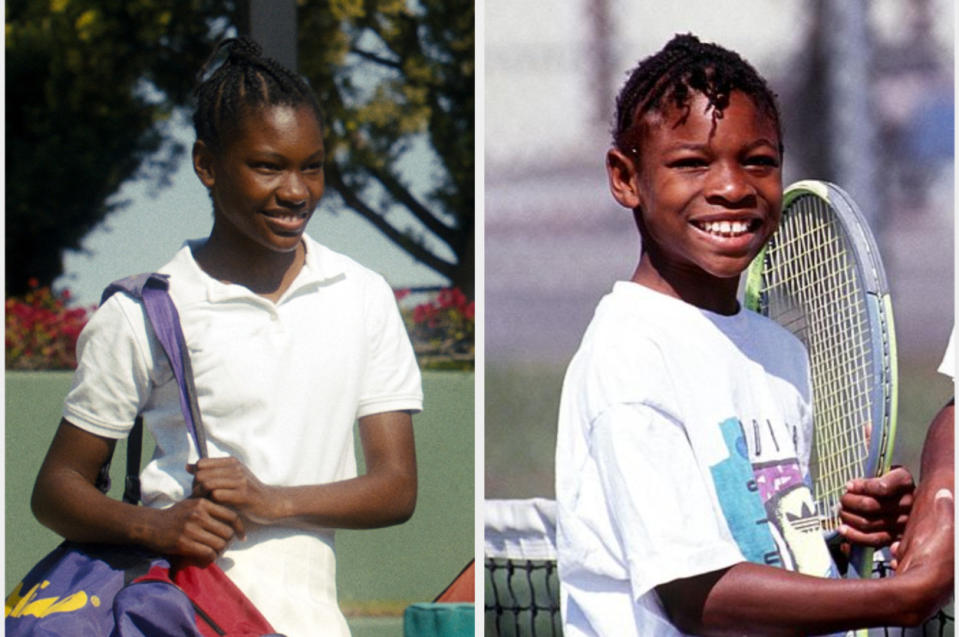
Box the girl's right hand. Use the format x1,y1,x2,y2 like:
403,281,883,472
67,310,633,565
148,497,246,564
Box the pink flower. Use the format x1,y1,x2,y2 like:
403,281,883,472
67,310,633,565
413,303,435,324
436,289,453,308
437,287,469,310
6,280,92,369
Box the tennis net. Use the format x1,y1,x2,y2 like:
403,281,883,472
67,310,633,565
485,498,560,637
484,499,953,637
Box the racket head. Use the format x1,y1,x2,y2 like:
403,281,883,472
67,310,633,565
744,180,898,567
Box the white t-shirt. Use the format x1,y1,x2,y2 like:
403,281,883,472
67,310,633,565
938,327,955,379
63,235,422,636
556,282,838,637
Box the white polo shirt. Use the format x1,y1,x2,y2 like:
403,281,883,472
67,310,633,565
63,234,422,635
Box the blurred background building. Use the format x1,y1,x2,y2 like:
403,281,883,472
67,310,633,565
485,0,954,497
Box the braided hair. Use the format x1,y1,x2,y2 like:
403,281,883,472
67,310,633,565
193,36,323,152
612,34,782,158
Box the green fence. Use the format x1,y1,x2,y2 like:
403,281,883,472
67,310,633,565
5,370,474,634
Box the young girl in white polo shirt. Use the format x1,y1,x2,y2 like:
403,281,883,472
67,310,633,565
31,37,422,636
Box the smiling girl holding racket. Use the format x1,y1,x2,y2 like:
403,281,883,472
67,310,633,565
31,37,421,636
554,33,952,636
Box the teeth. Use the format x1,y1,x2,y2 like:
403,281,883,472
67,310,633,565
697,220,752,236
266,212,307,220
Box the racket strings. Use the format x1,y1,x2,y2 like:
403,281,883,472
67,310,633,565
778,226,870,525
773,236,870,525
759,197,874,530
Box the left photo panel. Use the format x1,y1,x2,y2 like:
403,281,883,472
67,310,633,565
5,2,475,636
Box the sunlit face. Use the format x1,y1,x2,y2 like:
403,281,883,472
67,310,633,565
615,90,783,284
194,104,325,254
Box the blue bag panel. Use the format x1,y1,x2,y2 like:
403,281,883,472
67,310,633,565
111,580,204,637
7,612,106,636
5,543,151,635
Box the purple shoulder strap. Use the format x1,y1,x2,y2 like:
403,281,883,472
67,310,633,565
101,273,208,460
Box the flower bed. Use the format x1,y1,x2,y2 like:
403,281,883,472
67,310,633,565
398,287,475,370
5,280,94,370
6,282,475,371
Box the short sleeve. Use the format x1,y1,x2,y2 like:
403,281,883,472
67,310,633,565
590,402,744,600
62,294,155,439
356,274,423,418
938,327,955,380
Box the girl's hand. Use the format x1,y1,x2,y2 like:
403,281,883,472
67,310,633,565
188,457,281,525
838,466,914,548
149,497,245,565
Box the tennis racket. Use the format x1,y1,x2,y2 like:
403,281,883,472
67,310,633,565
743,180,898,579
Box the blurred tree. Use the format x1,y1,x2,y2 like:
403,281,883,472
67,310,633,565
5,0,239,296
7,0,474,296
299,0,475,295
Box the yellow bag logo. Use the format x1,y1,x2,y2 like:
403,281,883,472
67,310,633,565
5,580,100,619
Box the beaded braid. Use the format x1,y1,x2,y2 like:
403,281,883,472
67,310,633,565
192,36,323,151
613,33,782,156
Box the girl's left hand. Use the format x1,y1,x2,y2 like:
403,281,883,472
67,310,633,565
188,457,281,525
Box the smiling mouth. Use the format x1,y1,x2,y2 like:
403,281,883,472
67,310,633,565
262,209,310,220
691,218,761,238
261,209,311,233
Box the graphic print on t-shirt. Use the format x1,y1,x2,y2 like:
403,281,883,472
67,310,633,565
710,417,836,577
710,417,780,566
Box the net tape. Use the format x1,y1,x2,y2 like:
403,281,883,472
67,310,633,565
484,499,953,636
485,499,560,637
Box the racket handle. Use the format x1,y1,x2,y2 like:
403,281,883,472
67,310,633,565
848,545,874,579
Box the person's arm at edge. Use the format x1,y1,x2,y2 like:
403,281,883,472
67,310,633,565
892,398,954,569
915,399,954,492
190,410,417,529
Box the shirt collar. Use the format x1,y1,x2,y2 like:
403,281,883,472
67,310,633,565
177,235,348,305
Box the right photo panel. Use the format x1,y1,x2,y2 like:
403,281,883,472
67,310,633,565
484,1,955,635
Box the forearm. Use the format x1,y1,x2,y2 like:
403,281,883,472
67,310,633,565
32,460,165,550
196,411,418,530
660,562,935,635
264,467,416,530
265,409,417,529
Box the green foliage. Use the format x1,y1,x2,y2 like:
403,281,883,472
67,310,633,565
6,0,473,297
299,0,475,293
5,0,240,296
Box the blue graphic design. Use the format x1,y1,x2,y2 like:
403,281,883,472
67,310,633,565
709,418,779,565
